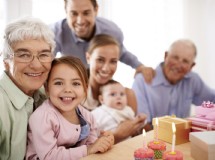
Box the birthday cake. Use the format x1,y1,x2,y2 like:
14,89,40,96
163,150,183,160
196,101,215,120
147,140,166,159
134,148,154,160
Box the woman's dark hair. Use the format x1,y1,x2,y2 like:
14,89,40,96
87,34,120,55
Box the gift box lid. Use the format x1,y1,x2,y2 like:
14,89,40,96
152,116,191,130
189,131,215,153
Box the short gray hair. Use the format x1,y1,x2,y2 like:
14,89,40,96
2,17,56,59
168,39,197,57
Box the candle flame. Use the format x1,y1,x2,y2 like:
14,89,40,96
172,122,176,133
142,129,146,137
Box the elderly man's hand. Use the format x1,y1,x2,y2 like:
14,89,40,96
135,65,155,83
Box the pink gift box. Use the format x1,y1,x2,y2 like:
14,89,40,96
187,117,215,132
196,101,215,121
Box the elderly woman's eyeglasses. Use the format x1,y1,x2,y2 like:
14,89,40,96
11,51,54,63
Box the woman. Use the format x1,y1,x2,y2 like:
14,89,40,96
0,17,55,159
84,34,147,143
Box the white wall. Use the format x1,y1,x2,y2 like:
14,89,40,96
183,0,215,88
3,0,32,24
0,0,32,73
105,0,184,87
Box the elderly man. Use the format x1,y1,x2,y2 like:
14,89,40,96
132,39,215,129
0,17,55,159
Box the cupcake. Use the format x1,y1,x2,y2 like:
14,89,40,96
163,150,183,160
134,148,154,160
147,140,166,159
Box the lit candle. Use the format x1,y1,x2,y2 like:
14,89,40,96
154,118,159,141
171,122,176,153
142,129,147,149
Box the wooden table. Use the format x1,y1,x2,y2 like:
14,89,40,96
81,130,194,160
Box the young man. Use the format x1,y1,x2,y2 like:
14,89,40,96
51,0,155,83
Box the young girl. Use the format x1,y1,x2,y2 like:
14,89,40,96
26,56,114,160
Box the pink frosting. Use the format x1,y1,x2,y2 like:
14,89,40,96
163,150,183,160
134,148,154,158
147,140,166,151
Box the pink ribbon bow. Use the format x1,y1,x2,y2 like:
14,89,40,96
202,101,215,108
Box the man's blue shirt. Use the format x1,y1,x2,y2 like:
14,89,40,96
50,17,142,68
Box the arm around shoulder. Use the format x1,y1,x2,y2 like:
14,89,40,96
135,64,155,84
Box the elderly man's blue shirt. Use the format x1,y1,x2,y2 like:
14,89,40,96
132,63,215,123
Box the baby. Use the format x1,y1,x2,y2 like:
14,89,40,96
92,79,146,132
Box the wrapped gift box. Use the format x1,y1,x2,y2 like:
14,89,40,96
195,101,215,121
152,116,191,144
187,117,215,132
189,131,215,160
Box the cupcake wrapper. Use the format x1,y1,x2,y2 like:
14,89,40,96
134,158,154,160
154,150,163,159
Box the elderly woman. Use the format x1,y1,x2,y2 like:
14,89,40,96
0,17,55,159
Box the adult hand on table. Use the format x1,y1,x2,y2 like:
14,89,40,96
113,113,147,143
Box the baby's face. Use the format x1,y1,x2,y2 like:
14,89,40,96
101,83,127,110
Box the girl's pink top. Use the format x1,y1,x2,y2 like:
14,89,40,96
26,100,98,160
